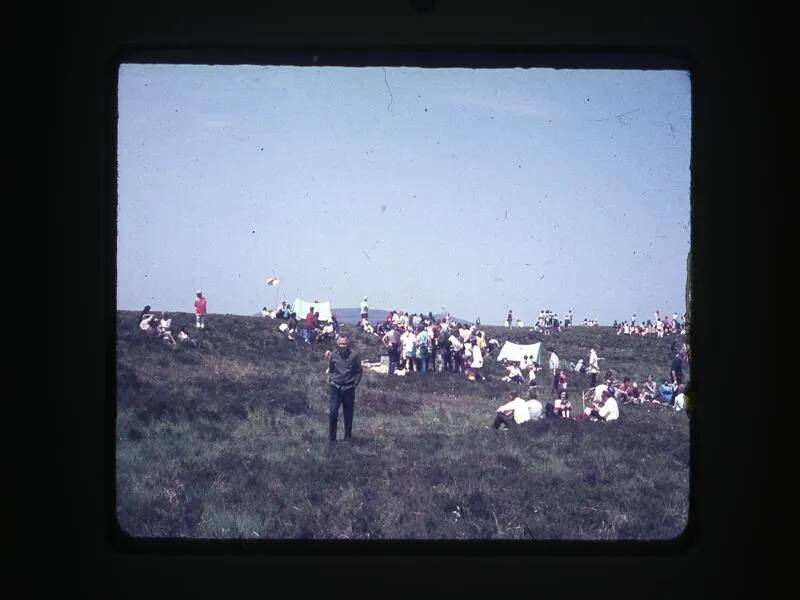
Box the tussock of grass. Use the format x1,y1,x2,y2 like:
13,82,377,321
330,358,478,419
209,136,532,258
117,311,689,540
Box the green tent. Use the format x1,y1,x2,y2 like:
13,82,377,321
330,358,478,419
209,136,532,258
291,298,333,323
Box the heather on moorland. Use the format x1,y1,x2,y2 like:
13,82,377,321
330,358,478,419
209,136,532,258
116,311,689,540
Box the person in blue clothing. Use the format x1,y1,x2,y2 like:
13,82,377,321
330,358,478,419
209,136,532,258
657,379,676,404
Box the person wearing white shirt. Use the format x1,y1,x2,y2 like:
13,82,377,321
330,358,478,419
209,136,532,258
492,392,542,429
503,363,524,383
471,342,485,381
401,329,417,371
588,348,600,387
549,350,560,396
158,313,176,345
587,389,619,421
673,384,687,411
139,313,156,335
360,297,369,319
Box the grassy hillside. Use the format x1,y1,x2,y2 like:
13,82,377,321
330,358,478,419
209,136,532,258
116,312,689,540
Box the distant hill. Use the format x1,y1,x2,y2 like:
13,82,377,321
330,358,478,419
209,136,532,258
331,308,472,325
331,307,390,324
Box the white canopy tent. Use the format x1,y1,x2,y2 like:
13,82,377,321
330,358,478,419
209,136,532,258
291,298,333,323
496,341,543,365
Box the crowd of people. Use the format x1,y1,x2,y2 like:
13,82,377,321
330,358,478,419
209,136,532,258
132,291,690,440
613,311,688,337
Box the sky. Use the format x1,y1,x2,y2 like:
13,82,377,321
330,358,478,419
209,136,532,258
117,64,690,324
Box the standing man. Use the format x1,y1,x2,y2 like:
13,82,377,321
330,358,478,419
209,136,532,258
671,352,684,386
588,347,600,388
194,290,207,329
506,309,513,328
382,325,401,374
325,334,363,444
360,296,369,320
549,348,560,396
305,306,317,344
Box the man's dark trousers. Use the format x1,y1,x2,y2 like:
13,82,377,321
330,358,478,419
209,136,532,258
329,384,355,442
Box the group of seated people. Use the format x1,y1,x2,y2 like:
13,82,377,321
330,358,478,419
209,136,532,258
274,308,341,343
138,306,197,347
491,389,574,429
614,316,687,337
586,372,687,411
263,302,293,320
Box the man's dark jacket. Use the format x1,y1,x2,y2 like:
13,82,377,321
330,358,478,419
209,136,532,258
329,348,363,390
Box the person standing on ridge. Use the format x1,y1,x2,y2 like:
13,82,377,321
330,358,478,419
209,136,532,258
194,291,207,329
324,334,363,444
506,309,513,328
360,296,369,320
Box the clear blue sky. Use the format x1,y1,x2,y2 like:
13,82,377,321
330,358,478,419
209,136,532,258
118,64,690,324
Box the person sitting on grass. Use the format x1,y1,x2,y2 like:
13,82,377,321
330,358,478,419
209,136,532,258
528,361,542,388
178,325,199,347
657,379,676,404
158,312,177,345
642,374,656,401
319,321,335,342
554,390,572,418
616,377,633,403
586,388,619,422
628,382,641,404
138,305,153,323
287,312,298,340
673,384,687,411
502,362,524,383
492,391,542,429
139,311,158,338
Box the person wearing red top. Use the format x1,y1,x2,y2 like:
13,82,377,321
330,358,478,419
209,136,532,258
304,308,317,344
194,291,207,329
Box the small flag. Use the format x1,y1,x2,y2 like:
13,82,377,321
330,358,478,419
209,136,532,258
266,277,280,287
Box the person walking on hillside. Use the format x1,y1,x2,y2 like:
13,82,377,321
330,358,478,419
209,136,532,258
324,334,363,444
194,291,207,329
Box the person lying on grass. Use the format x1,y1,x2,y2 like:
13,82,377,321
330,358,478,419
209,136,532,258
492,391,542,429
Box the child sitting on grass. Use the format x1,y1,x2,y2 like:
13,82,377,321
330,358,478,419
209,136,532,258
554,390,572,418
